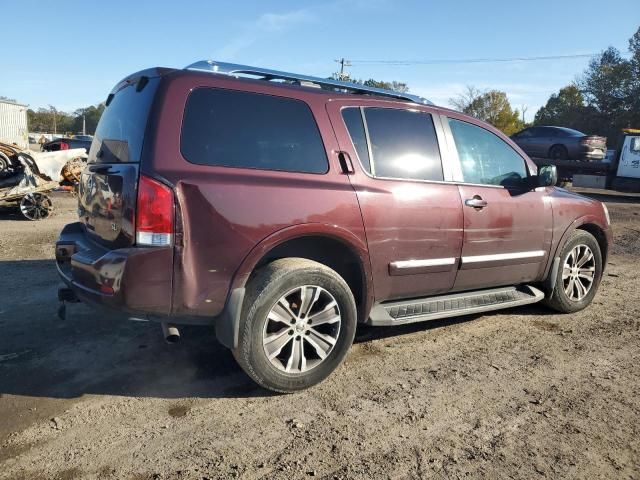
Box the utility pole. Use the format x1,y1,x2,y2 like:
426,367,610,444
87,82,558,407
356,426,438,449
521,105,528,124
82,110,86,135
334,58,352,81
52,107,57,135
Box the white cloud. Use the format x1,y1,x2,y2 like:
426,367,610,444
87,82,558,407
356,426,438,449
213,9,314,60
256,10,313,33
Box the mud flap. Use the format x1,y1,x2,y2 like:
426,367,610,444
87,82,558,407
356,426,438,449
214,287,245,350
545,256,561,296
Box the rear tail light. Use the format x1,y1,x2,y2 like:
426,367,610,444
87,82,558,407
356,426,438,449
135,174,174,246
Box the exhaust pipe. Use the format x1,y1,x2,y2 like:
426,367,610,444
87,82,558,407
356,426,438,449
161,323,180,344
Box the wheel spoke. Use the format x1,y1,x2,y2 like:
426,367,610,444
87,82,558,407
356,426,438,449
268,302,296,326
309,310,340,327
562,267,572,279
304,334,330,360
278,298,298,323
299,286,321,318
264,329,293,359
577,250,593,268
308,300,337,322
565,277,575,298
575,277,586,299
286,338,303,372
578,268,594,281
308,327,337,347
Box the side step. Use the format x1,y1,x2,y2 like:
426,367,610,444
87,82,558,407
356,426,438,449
367,285,545,326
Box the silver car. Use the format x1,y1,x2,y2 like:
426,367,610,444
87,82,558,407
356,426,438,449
511,126,606,161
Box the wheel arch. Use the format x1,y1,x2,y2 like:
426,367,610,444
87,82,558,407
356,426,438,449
223,222,373,328
543,215,610,292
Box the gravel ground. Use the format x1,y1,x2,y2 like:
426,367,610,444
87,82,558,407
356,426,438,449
0,190,639,479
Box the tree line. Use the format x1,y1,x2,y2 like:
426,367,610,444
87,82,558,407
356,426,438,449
26,104,105,136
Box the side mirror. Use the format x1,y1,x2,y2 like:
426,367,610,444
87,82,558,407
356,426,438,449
537,165,557,187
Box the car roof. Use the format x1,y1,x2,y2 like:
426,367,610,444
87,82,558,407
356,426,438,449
537,126,584,135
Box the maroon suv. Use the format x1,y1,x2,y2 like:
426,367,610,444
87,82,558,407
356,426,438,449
56,61,612,392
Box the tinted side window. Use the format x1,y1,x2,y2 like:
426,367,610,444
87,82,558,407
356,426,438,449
364,108,443,181
341,108,371,174
181,88,328,174
539,127,557,137
515,128,533,138
448,118,528,187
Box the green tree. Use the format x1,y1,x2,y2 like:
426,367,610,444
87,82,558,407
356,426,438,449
0,95,17,103
450,86,524,135
533,25,640,145
333,75,410,94
580,46,634,129
71,104,106,134
27,103,104,135
362,78,409,93
533,84,600,133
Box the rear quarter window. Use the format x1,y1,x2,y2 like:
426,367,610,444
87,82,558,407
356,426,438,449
181,88,328,174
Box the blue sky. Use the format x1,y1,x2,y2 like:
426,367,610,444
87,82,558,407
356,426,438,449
1,0,637,121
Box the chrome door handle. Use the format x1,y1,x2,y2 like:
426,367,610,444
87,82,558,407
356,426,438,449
465,197,488,209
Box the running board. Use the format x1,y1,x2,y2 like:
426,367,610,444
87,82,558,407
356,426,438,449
367,285,545,326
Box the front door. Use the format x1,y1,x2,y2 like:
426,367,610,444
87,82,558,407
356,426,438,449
326,101,464,302
443,116,553,291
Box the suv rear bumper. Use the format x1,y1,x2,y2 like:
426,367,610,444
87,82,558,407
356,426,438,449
56,222,175,317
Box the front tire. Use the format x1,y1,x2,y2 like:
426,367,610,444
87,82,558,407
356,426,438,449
233,258,357,393
549,144,569,160
545,230,603,313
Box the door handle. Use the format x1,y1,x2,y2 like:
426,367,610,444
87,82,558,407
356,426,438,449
337,151,354,174
465,196,488,209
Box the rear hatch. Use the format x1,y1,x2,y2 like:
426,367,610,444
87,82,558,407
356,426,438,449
78,74,160,249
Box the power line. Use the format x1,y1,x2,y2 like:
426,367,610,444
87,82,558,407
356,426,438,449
349,52,617,66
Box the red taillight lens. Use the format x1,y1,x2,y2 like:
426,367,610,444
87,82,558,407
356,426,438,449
135,175,174,246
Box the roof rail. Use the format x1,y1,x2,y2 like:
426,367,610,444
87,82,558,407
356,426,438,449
185,60,433,105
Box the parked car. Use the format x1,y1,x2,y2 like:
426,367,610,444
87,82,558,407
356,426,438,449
42,137,92,153
511,126,606,161
72,134,94,142
56,61,612,392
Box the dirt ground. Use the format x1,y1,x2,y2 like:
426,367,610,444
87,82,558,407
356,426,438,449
0,190,639,480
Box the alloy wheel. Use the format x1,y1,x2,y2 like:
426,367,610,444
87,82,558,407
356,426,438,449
20,193,53,220
262,285,341,373
562,244,595,301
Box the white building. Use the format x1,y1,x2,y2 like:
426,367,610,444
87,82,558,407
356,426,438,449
0,99,28,148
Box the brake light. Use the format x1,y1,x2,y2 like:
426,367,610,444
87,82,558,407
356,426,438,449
135,175,174,246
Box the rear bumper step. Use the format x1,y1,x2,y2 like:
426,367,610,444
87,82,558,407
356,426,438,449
367,285,544,326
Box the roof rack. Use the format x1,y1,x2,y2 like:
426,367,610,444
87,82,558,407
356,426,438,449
185,60,433,105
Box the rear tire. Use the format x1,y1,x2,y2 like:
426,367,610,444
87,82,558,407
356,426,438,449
233,258,357,393
549,144,568,160
544,230,603,313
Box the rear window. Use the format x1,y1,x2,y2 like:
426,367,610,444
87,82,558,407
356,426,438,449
89,77,160,163
180,88,328,174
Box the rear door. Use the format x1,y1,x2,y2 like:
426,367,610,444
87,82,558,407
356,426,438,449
442,116,552,291
78,75,160,249
326,100,463,302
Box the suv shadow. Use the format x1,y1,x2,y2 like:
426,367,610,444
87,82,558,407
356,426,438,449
0,258,519,401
